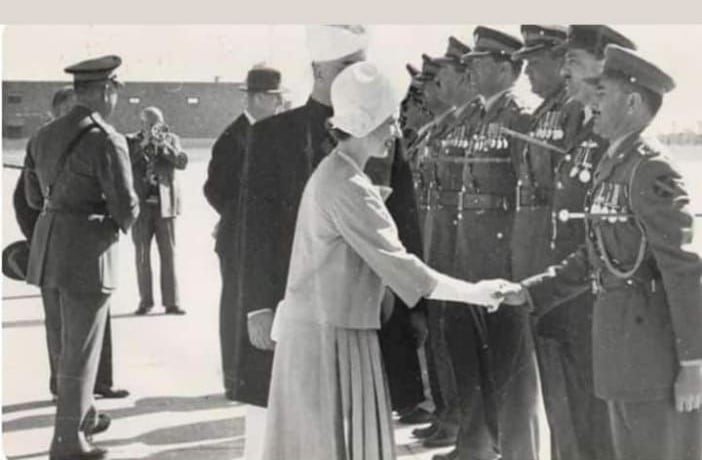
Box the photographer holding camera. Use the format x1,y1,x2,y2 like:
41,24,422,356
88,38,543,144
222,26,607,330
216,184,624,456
127,106,188,315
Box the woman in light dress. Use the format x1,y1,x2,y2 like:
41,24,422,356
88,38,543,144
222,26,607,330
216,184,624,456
262,61,507,460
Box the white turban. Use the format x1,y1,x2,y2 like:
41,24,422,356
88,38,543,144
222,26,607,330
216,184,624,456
328,61,399,138
305,25,369,62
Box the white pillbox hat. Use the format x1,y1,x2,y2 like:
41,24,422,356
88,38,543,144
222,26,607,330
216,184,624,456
328,61,399,138
305,25,369,62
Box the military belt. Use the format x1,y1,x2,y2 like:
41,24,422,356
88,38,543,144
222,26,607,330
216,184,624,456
435,191,511,211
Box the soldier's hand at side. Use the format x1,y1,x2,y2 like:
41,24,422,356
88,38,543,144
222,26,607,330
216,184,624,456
674,364,702,412
247,309,276,351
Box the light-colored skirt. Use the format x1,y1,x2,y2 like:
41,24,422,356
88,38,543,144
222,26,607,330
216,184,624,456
262,318,395,460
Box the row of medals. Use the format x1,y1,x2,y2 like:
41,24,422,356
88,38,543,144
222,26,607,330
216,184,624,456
529,110,565,141
590,182,630,223
565,140,598,185
438,123,509,152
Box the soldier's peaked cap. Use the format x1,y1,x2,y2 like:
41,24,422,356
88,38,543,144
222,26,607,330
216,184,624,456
416,53,441,81
64,55,122,84
512,25,567,59
432,36,472,66
462,26,523,61
585,44,675,96
556,25,636,57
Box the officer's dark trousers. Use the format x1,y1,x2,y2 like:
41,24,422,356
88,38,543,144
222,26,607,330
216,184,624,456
42,288,114,395
446,305,498,460
607,398,702,460
423,208,462,428
426,301,460,426
536,295,615,460
132,203,179,308
454,210,545,460
218,253,240,393
49,288,109,455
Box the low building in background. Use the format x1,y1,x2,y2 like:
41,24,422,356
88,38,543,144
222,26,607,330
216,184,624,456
2,80,249,139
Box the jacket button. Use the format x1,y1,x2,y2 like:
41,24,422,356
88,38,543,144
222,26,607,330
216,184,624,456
496,232,503,240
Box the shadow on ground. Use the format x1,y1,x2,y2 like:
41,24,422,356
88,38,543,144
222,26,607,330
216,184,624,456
3,394,240,432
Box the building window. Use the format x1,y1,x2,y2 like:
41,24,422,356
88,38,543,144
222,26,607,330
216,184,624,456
129,97,141,104
187,97,199,105
7,94,22,104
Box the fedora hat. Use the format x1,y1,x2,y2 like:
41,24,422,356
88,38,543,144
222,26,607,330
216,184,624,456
240,66,285,93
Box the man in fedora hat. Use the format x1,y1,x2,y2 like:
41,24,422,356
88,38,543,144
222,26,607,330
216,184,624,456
203,64,284,402
24,55,139,460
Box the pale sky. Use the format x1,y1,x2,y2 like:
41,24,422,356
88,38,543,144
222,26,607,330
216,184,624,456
2,25,702,133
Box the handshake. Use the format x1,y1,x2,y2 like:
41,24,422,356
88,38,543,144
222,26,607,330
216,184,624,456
429,275,528,313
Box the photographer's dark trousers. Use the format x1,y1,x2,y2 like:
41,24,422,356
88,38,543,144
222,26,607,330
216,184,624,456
132,202,179,308
42,288,114,395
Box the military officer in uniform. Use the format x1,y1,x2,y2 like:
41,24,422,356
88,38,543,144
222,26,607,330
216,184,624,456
503,44,702,460
509,24,597,460
203,65,284,400
436,26,544,460
12,85,129,402
23,55,139,460
400,64,432,150
407,54,444,233
531,25,637,460
410,36,488,448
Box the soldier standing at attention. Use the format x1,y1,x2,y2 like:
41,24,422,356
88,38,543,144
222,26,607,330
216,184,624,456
509,24,587,460
436,26,543,460
503,44,702,460
411,36,487,449
23,55,139,460
527,25,637,460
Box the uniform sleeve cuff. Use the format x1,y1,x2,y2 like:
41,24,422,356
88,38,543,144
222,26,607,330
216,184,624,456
680,360,702,367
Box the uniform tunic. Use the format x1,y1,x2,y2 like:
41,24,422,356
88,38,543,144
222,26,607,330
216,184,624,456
537,115,616,460
24,104,138,456
523,132,702,460
450,89,546,460
263,150,439,460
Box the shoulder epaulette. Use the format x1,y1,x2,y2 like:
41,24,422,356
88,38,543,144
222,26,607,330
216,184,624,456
88,113,112,135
